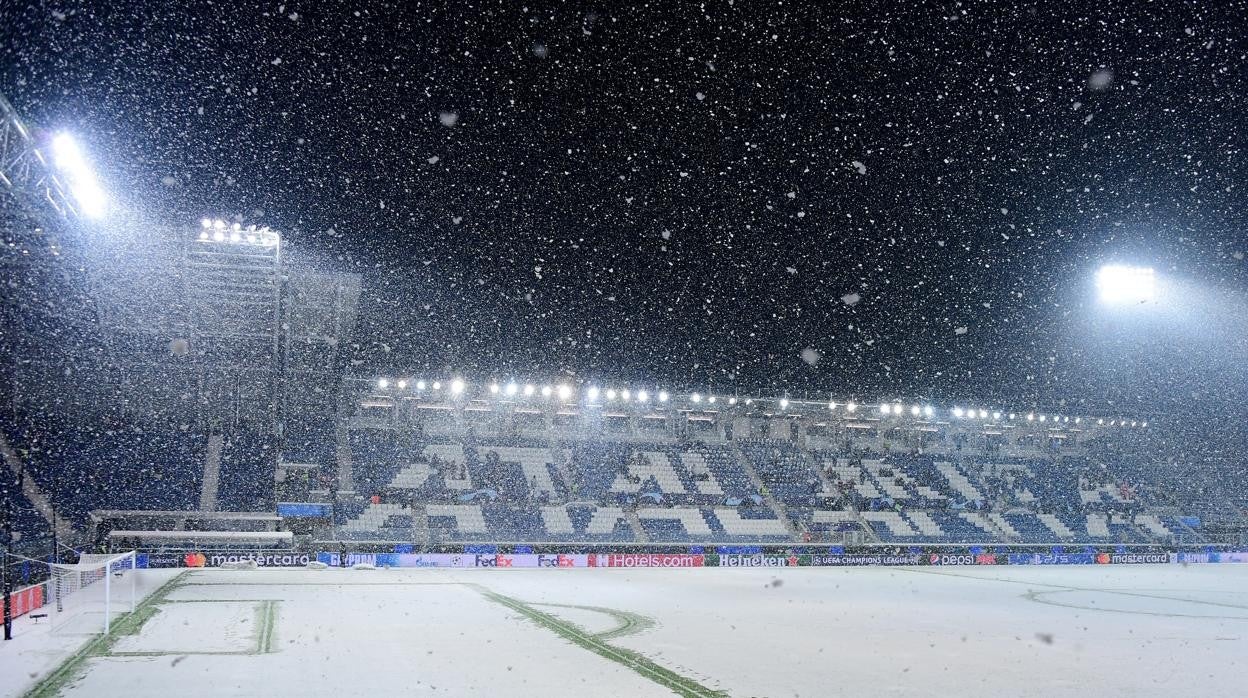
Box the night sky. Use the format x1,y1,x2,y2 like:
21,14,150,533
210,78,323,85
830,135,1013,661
2,1,1246,416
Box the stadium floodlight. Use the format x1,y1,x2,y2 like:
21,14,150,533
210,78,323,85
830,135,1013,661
201,218,212,228
432,381,442,390
879,403,890,415
952,407,964,418
1039,414,1047,422
846,402,856,412
992,411,1001,420
1008,413,1015,420
1075,417,1081,424
708,396,716,404
541,385,553,397
606,388,617,400
923,405,934,417
621,389,631,402
728,397,737,406
690,393,702,403
51,133,107,218
1096,265,1156,304
489,383,500,394
586,386,600,401
505,382,518,396
1142,421,1148,428
416,380,427,391
557,385,572,400
198,230,209,240
213,230,225,242
213,219,226,230
377,378,390,389
658,390,669,402
1027,413,1035,421
779,398,789,409
637,389,649,402
523,384,535,396
450,379,465,395
978,409,988,419
909,405,919,416
396,379,408,390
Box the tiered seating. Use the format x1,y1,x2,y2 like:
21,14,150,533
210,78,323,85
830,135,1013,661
699,446,756,498
928,512,995,543
860,511,919,541
218,430,276,511
714,507,791,541
7,419,206,522
637,507,716,542
1003,513,1059,543
739,439,820,504
349,428,411,496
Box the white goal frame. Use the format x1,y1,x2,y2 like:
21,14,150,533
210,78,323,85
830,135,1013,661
48,551,137,635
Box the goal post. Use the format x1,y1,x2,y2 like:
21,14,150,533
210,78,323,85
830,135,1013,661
48,551,137,635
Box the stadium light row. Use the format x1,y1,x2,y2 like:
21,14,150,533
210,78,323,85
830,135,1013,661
368,377,1148,428
196,218,281,247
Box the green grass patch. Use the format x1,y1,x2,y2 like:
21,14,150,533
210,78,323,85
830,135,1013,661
470,584,725,698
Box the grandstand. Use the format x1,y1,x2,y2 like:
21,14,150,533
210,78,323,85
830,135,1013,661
303,385,1242,549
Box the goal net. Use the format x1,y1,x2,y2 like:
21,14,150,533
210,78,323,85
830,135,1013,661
48,551,137,635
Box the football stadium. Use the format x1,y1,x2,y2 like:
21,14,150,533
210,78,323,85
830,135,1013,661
3,3,1248,697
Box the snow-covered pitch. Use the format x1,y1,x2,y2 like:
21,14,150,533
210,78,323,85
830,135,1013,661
5,564,1246,697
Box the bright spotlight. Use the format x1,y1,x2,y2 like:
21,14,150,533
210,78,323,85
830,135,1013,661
51,133,106,217
658,390,669,402
923,405,934,417
707,396,716,404
621,389,631,402
880,403,891,415
606,389,617,400
557,385,572,400
846,402,856,412
201,218,212,228
489,383,500,394
416,380,427,391
586,386,600,401
1026,413,1035,421
505,382,518,396
1039,414,1047,422
992,411,1001,420
396,379,408,389
952,407,964,418
450,379,465,395
978,409,988,419
728,397,737,406
636,390,649,402
779,398,789,409
541,385,553,397
377,378,390,389
212,230,225,242
1096,265,1155,305
432,381,442,391
690,393,702,403
523,384,535,396
910,405,920,416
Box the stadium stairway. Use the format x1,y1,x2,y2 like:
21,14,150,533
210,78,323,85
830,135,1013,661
625,508,651,543
731,441,800,541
